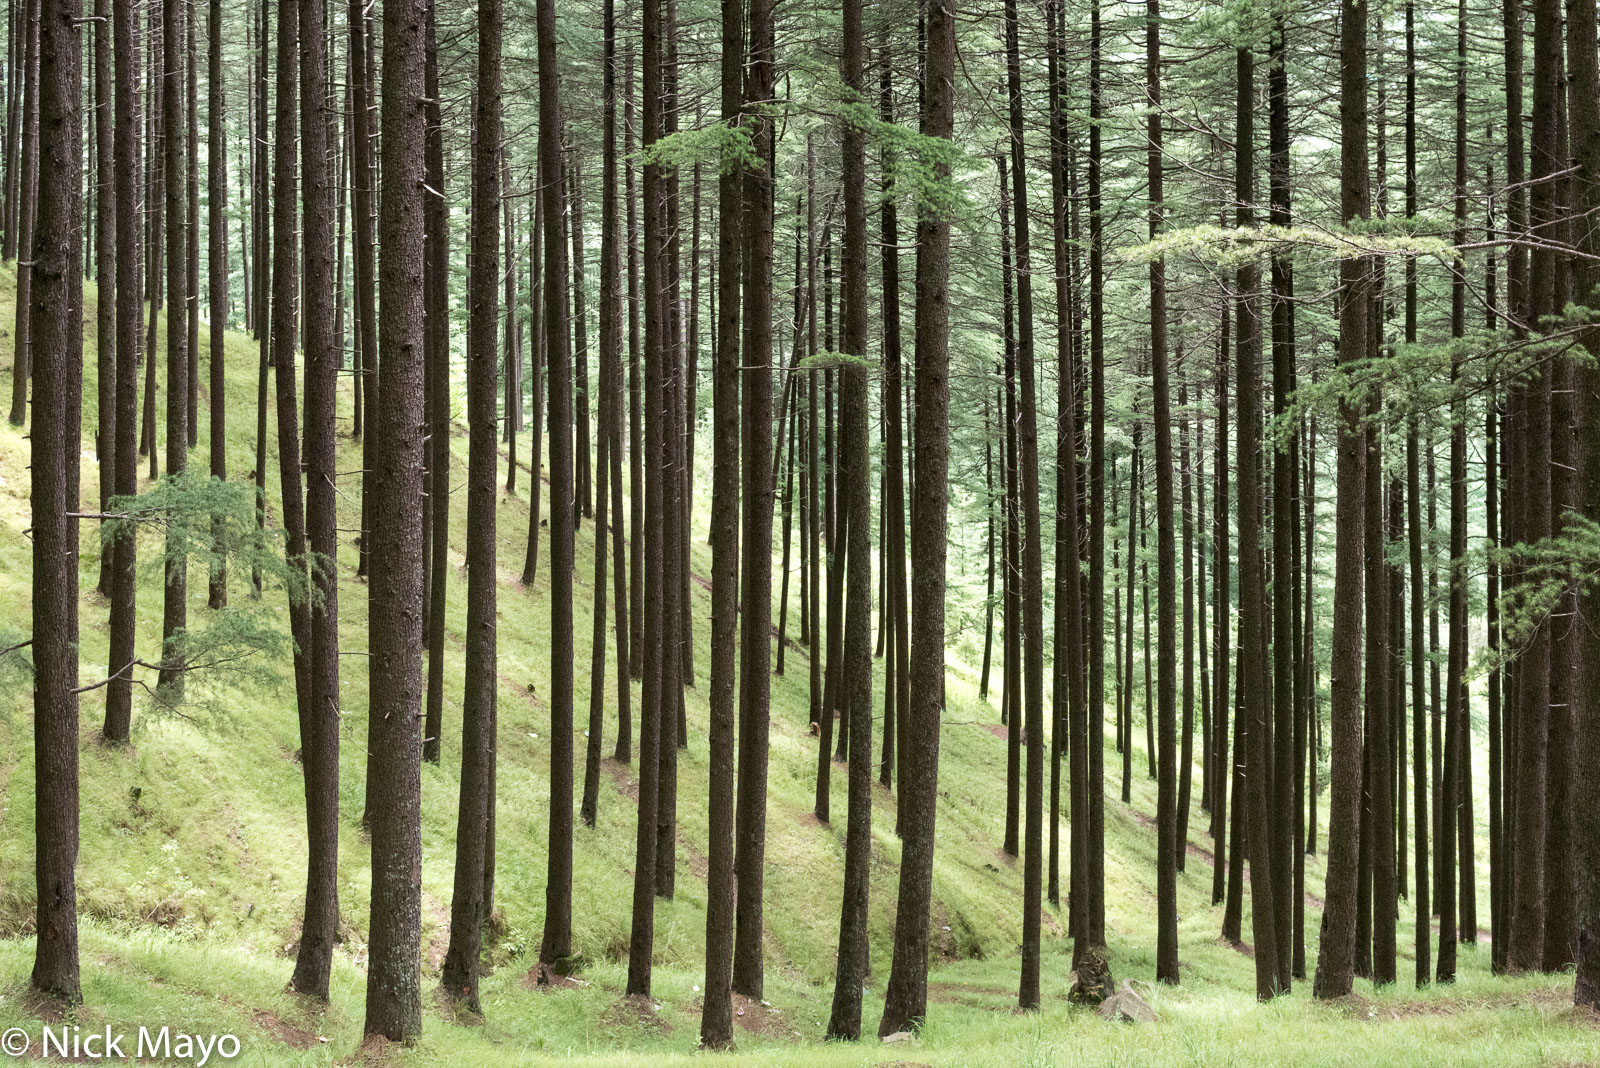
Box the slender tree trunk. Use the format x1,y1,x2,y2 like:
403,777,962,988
7,0,37,427
1565,0,1600,1008
827,0,872,1030
363,0,427,1039
28,0,81,1003
440,0,501,1010
732,0,775,999
535,0,575,975
157,0,190,693
522,167,546,585
420,1,448,765
878,0,952,1032
1315,0,1369,999
93,0,115,598
291,0,342,1000
183,0,196,447
204,0,226,608
700,0,742,1038
1145,0,1178,983
104,0,141,743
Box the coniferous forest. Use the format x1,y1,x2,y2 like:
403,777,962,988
1,0,1599,1062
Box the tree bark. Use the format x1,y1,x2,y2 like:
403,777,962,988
363,0,427,1039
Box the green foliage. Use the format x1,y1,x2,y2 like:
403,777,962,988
1489,514,1600,665
635,121,759,177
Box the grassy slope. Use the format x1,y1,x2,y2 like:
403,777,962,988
0,269,1591,1066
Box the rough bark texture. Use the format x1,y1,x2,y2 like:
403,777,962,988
732,0,775,1000
877,0,952,1035
292,0,342,1002
1314,0,1369,1000
700,0,741,1042
441,0,501,1013
29,0,81,1004
364,0,427,1041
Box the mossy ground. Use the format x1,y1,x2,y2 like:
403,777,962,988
0,267,1591,1065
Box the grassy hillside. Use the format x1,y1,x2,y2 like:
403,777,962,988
0,268,1591,1066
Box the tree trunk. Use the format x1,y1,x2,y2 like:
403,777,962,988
535,0,576,975
1314,0,1369,999
363,0,428,1039
28,0,81,1003
732,0,775,999
441,0,501,1010
877,0,952,1032
291,0,342,1000
157,0,190,694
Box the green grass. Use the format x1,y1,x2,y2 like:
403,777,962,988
0,268,1592,1066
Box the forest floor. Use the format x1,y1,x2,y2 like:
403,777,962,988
0,267,1593,1066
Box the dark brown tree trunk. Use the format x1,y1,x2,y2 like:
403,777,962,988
535,0,575,974
93,0,114,599
1234,40,1281,1000
1267,10,1296,992
184,0,196,448
626,0,665,999
700,0,741,1038
827,0,871,1030
441,0,501,1010
1314,0,1369,999
350,0,377,580
877,0,952,1032
1405,0,1430,989
103,0,141,744
204,0,225,609
421,0,448,766
1211,299,1231,909
363,0,427,1039
28,0,81,1003
731,0,774,999
157,0,190,694
625,45,643,677
522,164,546,586
1565,0,1600,1009
1148,0,1178,985
291,0,341,1000
7,0,37,428
1508,0,1559,976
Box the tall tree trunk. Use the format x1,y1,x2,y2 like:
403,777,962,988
1508,0,1559,976
1234,39,1281,1000
363,0,427,1039
535,0,576,975
421,0,448,765
700,0,741,1040
1565,0,1600,1009
103,0,141,743
93,0,115,598
1314,0,1369,1000
877,0,952,1032
827,0,871,1031
350,0,377,580
184,0,196,447
732,0,775,999
626,0,665,998
7,0,37,427
1147,0,1178,985
28,0,81,1003
292,0,342,1000
1405,0,1431,989
441,0,501,1010
204,0,226,609
157,0,190,693
1267,9,1296,992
